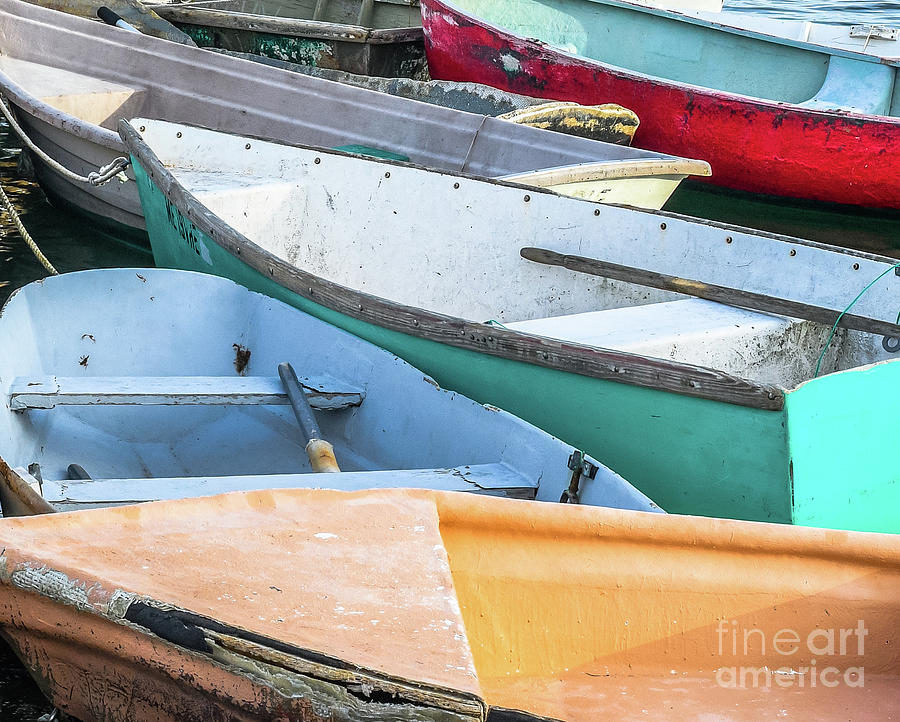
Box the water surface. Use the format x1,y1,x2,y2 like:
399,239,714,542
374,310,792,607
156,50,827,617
727,0,900,24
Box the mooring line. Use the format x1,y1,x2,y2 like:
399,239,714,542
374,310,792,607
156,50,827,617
0,95,130,185
0,94,137,276
0,181,57,275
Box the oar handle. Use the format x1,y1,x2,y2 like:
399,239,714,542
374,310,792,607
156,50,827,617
278,362,341,473
97,6,141,33
306,439,341,474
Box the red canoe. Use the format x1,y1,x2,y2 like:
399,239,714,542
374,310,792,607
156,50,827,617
421,0,900,210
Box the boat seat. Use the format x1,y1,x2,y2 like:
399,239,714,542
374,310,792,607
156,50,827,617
797,55,894,115
504,298,831,388
9,375,364,411
0,56,146,126
16,463,538,509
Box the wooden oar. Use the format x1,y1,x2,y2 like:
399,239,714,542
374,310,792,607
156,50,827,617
67,464,91,481
520,246,900,338
278,362,341,473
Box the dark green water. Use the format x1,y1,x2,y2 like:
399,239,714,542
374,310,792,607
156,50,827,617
665,181,900,257
1,0,899,717
0,124,151,305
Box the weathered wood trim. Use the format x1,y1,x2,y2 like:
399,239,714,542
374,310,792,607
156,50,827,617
150,5,422,44
521,247,900,338
0,456,55,516
205,629,485,717
154,6,369,40
116,600,487,719
120,120,787,411
368,26,423,43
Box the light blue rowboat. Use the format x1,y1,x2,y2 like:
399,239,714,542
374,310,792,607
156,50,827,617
0,269,659,515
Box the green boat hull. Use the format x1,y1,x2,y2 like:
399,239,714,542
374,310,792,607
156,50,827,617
132,158,899,533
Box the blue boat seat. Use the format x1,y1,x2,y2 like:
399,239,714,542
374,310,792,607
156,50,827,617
8,375,364,411
798,55,894,115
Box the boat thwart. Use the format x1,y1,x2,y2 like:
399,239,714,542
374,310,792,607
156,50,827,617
0,268,658,515
149,0,427,77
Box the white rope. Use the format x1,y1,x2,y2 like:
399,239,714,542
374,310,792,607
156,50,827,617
0,95,129,186
0,182,58,275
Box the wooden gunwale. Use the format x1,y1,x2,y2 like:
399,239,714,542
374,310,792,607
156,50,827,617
368,26,422,42
149,5,423,44
0,458,54,516
120,120,787,411
135,604,485,716
0,574,487,718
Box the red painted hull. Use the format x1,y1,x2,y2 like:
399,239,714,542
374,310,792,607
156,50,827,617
421,0,900,210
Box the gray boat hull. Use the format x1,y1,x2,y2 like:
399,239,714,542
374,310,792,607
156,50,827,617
0,0,690,236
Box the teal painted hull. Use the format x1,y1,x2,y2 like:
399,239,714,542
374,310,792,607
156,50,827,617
134,158,802,527
131,144,900,533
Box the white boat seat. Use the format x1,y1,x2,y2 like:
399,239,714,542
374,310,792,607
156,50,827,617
9,375,364,411
0,56,146,126
505,298,833,389
798,55,894,115
17,464,538,508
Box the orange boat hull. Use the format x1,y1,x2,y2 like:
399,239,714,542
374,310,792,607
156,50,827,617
0,488,896,720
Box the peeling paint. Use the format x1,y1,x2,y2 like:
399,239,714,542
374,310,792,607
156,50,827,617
422,0,900,209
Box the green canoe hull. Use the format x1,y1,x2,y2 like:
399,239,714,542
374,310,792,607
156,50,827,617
132,158,899,533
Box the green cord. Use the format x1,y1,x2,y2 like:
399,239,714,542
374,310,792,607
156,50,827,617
814,262,900,378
